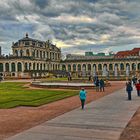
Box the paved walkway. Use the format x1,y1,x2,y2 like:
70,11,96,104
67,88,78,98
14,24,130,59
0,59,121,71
7,88,140,140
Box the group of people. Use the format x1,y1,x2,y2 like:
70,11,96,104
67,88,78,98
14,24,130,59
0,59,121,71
126,77,140,100
94,76,105,92
79,78,105,110
67,72,72,81
80,76,140,110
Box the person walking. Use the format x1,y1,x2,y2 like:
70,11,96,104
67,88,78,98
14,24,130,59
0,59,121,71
99,79,105,92
79,88,87,109
95,78,100,92
126,81,133,100
135,79,140,96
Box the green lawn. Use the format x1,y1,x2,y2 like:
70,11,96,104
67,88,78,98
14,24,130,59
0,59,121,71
0,82,78,109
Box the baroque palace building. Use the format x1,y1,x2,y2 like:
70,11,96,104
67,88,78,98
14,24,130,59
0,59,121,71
61,48,140,78
0,33,61,78
0,33,140,79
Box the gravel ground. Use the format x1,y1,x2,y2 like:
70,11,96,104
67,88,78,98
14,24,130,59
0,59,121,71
0,81,133,140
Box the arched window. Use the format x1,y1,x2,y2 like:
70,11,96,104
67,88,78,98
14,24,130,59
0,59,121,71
25,63,28,71
37,63,39,70
0,63,3,72
82,64,86,71
44,64,46,70
40,51,42,58
26,49,30,57
46,52,48,59
5,63,9,72
126,63,130,68
17,62,22,72
15,50,18,56
68,64,71,71
32,50,35,57
114,64,118,70
132,63,136,70
93,64,96,70
40,63,42,70
98,64,102,70
73,64,76,72
62,65,66,71
20,50,23,57
43,51,45,58
36,50,39,58
88,64,91,71
29,63,31,70
53,53,54,59
11,63,15,72
78,64,81,71
33,63,35,70
120,63,124,70
103,64,107,69
109,64,113,70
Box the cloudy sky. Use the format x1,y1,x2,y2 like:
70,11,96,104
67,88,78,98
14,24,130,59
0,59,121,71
0,0,140,55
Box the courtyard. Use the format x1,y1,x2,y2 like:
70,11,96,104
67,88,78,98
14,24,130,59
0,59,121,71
0,80,139,140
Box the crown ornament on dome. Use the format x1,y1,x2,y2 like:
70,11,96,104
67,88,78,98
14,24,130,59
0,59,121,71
26,33,28,38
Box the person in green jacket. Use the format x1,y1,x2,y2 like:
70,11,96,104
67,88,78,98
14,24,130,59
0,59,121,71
79,88,87,109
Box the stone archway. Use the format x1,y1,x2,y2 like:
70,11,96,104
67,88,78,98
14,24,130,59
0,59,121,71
92,64,96,76
87,64,91,75
102,64,108,77
82,64,86,77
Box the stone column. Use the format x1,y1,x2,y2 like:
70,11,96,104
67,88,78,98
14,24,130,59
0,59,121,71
9,62,11,72
21,62,24,72
3,63,5,72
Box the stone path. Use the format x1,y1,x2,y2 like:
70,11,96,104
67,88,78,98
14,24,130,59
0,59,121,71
7,88,140,140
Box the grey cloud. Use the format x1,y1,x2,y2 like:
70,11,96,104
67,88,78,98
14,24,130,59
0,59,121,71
0,0,140,55
32,0,50,8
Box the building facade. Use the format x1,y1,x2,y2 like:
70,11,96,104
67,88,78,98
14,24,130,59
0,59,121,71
0,33,61,78
61,49,140,78
0,34,140,79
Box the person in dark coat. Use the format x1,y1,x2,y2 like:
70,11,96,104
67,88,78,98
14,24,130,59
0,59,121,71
132,76,137,85
95,78,100,92
126,81,133,100
100,79,105,92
